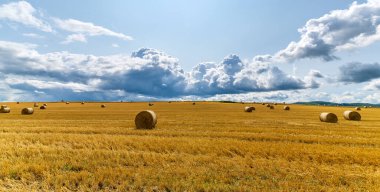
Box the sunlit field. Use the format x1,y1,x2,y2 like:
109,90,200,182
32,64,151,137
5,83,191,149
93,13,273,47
0,102,379,191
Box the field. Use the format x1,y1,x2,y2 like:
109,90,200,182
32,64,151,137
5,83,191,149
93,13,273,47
0,102,379,191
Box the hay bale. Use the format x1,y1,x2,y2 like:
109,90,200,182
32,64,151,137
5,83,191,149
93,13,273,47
66,102,70,104
34,103,39,107
1,105,7,109
319,112,338,123
0,107,10,113
192,102,196,105
283,106,290,110
269,106,274,109
274,103,277,105
43,103,47,106
266,104,271,107
343,111,361,121
21,108,34,115
355,107,361,111
101,104,106,108
135,110,157,129
16,102,20,104
40,105,47,110
244,106,255,112
262,103,265,105
148,103,154,106
81,102,85,104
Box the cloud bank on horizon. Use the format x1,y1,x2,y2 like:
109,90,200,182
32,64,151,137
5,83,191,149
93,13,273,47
0,0,380,103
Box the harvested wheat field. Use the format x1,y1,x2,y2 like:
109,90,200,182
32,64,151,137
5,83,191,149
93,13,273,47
0,102,379,191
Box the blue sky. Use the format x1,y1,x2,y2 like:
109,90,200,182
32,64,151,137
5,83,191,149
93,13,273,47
0,0,380,103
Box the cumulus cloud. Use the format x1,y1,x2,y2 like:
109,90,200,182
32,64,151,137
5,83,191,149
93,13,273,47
187,54,314,95
0,1,52,32
0,40,317,100
260,0,380,63
54,18,133,41
364,79,380,90
338,62,380,83
62,33,87,44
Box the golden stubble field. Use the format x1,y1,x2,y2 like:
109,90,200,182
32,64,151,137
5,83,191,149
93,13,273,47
0,102,379,191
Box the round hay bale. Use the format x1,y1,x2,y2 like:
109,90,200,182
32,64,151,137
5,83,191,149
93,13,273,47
43,103,47,106
16,102,20,104
266,104,271,107
101,104,106,108
148,103,154,106
135,110,157,129
40,105,46,110
269,106,274,109
262,103,265,105
21,108,34,115
283,106,290,110
81,102,85,104
319,112,338,123
343,111,361,121
33,103,39,107
0,107,10,113
192,102,196,105
1,105,7,109
244,106,255,112
355,107,361,111
66,102,70,104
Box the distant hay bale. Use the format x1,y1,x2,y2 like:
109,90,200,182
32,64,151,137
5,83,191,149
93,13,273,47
343,111,361,121
148,103,154,106
40,105,47,110
21,108,34,115
274,103,277,105
269,106,274,109
266,104,271,107
16,102,20,104
319,112,338,123
43,103,47,106
262,103,265,105
283,106,290,110
135,110,157,129
244,106,255,112
168,101,171,103
81,102,85,104
355,107,361,111
192,102,196,105
66,102,70,104
101,104,106,108
34,103,39,107
0,106,10,113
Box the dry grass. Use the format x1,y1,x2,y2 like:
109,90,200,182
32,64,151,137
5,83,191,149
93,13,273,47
0,102,379,191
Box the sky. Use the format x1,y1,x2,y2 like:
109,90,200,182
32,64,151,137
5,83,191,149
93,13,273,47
0,0,380,103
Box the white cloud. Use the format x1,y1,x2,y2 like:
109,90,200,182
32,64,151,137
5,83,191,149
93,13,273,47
0,41,317,100
22,33,44,38
112,43,119,48
364,79,380,90
54,18,133,41
62,33,87,44
254,0,380,64
0,1,52,32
